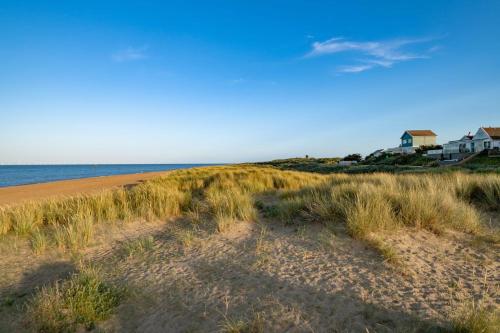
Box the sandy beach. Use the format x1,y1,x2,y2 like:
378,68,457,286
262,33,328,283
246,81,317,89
0,171,170,206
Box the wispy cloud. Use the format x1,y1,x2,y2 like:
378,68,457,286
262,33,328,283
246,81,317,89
111,46,148,62
230,78,246,84
306,36,440,73
337,64,375,73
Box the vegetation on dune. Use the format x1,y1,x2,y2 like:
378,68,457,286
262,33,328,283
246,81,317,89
451,299,500,333
123,236,155,258
0,166,498,254
254,157,341,173
0,166,499,332
0,167,323,250
25,265,125,333
258,155,500,174
363,152,436,166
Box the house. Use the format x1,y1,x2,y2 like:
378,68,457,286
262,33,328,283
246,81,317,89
443,133,474,156
471,127,500,152
441,127,499,160
400,130,437,150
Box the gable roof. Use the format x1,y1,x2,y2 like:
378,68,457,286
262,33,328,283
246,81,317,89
402,130,437,138
482,127,500,139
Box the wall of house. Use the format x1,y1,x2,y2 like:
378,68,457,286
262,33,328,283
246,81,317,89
443,140,472,154
401,132,413,147
472,128,492,152
412,136,437,147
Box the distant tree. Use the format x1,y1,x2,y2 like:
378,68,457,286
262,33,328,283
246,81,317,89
343,153,362,162
305,154,309,159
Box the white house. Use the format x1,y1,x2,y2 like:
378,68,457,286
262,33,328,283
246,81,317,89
443,133,474,155
471,127,500,152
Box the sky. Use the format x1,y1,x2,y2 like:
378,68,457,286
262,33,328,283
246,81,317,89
1,0,499,164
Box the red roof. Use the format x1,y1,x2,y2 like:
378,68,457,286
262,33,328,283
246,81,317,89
405,130,437,137
483,127,500,139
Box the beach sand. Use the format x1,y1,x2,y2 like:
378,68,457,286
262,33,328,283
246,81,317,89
0,171,170,206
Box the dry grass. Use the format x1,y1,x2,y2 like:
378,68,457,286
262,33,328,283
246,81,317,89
221,313,265,333
451,299,500,333
274,172,499,243
0,167,498,254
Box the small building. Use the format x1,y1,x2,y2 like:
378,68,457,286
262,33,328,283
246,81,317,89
471,127,500,152
400,130,437,150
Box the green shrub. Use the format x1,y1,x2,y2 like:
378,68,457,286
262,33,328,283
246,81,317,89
26,266,125,332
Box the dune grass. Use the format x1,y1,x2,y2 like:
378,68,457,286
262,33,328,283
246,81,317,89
273,172,498,238
25,265,125,333
451,299,500,333
1,166,499,332
0,166,498,253
123,236,155,257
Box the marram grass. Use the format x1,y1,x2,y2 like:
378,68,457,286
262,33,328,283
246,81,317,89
0,166,499,252
25,265,125,333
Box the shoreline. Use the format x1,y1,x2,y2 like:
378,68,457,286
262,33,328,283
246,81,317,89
0,170,176,206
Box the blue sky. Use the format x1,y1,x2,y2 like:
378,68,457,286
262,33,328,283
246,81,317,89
1,1,499,164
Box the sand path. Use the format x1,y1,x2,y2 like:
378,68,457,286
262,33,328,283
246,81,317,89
101,222,498,332
1,216,498,332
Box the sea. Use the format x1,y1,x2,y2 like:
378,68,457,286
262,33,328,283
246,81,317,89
0,164,214,188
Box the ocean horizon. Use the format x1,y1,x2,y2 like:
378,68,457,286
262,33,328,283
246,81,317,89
0,164,217,188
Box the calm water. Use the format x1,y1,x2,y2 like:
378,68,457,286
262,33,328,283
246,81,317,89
0,164,214,187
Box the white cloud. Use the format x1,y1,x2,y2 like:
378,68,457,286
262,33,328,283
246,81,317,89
337,64,375,73
306,36,439,73
111,46,148,62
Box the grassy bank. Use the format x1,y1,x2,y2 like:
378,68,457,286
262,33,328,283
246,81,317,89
256,156,500,174
0,166,498,252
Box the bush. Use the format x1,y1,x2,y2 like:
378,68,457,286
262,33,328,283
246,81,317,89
25,266,125,332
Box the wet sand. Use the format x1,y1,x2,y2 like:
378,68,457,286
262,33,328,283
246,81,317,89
0,171,170,206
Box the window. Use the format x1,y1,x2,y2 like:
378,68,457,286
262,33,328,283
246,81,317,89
484,141,491,149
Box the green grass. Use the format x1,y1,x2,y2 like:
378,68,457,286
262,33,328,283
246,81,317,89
25,265,125,333
123,236,155,257
363,152,436,166
256,155,500,174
